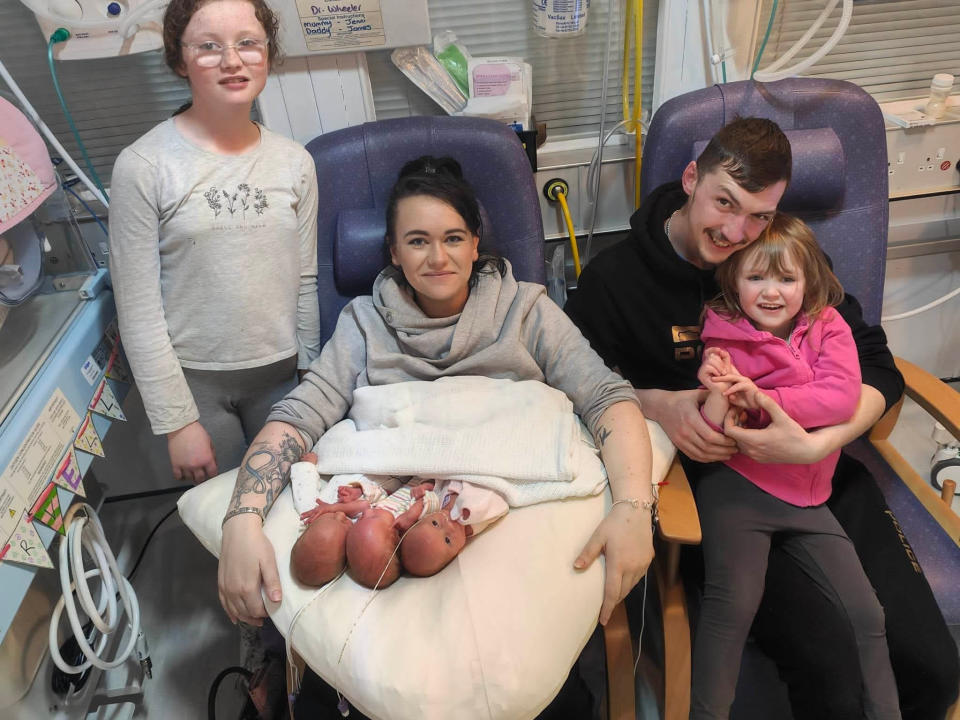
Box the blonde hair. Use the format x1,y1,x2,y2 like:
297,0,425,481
708,214,844,322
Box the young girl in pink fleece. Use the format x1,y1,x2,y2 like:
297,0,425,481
690,214,901,719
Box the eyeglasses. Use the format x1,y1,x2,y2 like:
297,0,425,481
181,38,269,68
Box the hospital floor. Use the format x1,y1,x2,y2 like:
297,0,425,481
12,384,955,720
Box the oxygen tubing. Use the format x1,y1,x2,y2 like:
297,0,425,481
47,30,107,198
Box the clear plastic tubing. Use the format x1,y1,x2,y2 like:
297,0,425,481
925,73,955,119
532,0,590,39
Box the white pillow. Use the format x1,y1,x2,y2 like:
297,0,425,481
178,420,675,720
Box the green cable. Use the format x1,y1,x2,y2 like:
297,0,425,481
751,0,779,79
47,29,107,197
721,60,727,84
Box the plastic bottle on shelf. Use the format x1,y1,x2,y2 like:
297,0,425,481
924,73,954,119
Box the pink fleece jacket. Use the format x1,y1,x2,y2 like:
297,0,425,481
700,306,861,506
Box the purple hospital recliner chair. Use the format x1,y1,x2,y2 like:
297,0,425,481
305,116,544,345
643,78,960,719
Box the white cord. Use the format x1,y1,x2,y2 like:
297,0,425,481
881,286,960,322
0,59,109,208
753,0,853,83
49,504,140,674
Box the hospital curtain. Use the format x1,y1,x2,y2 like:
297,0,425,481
366,0,660,141
0,1,193,191
754,0,960,103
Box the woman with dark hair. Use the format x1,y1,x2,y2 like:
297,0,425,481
109,0,320,486
218,159,657,715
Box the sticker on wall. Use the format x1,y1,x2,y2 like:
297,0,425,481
89,378,126,422
105,345,130,383
74,413,105,457
52,448,85,498
80,354,102,386
29,482,64,535
0,511,53,569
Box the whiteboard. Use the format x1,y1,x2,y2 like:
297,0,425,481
273,0,431,57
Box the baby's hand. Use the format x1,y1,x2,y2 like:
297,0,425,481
300,499,334,525
410,481,435,500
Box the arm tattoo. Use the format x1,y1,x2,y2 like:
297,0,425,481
229,432,304,513
596,425,612,448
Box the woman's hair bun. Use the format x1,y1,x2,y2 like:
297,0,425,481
398,156,464,181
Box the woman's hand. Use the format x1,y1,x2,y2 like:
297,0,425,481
638,388,736,463
575,504,655,625
218,513,282,626
167,421,218,483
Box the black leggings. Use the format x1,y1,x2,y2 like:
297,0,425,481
684,452,959,720
690,466,900,719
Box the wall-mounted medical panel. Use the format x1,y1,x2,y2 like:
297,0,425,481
885,98,960,198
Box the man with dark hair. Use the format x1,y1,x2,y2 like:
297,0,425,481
566,116,959,718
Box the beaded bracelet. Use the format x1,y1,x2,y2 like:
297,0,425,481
611,497,656,513
221,506,265,527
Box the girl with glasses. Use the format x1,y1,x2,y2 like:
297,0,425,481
109,0,320,490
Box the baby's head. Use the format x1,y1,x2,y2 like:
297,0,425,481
400,510,470,578
290,511,352,586
709,214,844,335
345,509,401,589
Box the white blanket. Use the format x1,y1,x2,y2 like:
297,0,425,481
314,377,608,507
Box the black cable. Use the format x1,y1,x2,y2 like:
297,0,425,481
104,484,193,503
208,665,253,720
127,506,178,582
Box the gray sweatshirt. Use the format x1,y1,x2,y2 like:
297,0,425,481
267,262,638,447
109,119,321,434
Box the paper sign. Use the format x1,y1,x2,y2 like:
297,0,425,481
90,335,112,374
74,413,105,457
89,378,126,421
295,0,386,51
52,448,85,498
0,512,53,569
29,483,64,535
0,388,80,545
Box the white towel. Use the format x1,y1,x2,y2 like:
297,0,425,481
313,377,608,507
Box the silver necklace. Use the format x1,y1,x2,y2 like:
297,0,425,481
664,209,679,242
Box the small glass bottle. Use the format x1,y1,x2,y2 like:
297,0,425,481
924,73,954,119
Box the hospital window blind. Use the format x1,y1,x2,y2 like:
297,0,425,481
754,0,960,103
366,0,659,141
0,0,193,191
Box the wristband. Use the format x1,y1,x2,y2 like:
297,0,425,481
222,506,264,527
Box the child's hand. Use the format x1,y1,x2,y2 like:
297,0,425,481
698,348,733,390
722,376,762,410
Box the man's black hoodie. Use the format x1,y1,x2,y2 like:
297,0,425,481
565,182,903,412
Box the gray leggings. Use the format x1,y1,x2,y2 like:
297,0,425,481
182,355,298,471
690,466,901,720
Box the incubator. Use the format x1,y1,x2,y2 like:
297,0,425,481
0,96,99,426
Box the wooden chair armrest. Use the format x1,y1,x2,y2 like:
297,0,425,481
868,356,960,545
895,356,960,439
657,458,701,545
